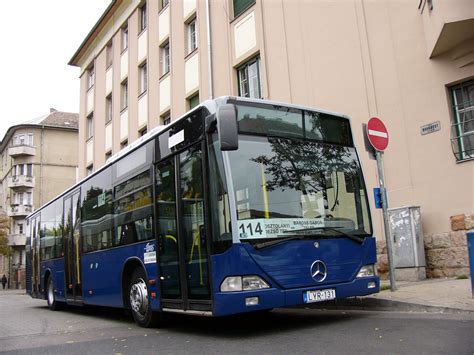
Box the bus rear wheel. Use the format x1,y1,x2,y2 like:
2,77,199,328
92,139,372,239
128,268,160,327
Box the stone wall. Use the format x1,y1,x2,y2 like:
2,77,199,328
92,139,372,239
376,213,472,280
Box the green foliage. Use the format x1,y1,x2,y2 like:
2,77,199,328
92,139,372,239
0,214,11,256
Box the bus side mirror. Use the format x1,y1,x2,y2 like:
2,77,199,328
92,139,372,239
216,104,238,151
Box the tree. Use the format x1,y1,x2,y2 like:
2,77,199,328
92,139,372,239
251,137,359,217
0,214,12,257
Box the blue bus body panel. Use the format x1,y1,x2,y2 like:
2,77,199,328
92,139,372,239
211,237,378,316
81,240,160,310
40,258,66,302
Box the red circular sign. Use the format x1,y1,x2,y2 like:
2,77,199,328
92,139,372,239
367,117,389,151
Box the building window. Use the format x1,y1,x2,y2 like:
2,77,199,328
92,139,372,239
450,80,474,161
186,17,197,55
121,80,129,110
26,192,32,205
106,95,113,123
160,0,169,11
18,224,23,235
121,25,129,52
106,41,113,68
237,57,261,99
188,93,199,110
28,133,33,146
87,63,95,90
87,113,94,140
233,0,255,18
139,62,147,95
161,112,171,125
27,164,33,177
86,165,94,176
160,42,170,76
18,192,24,205
139,3,147,32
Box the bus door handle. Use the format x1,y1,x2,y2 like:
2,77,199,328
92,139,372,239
199,225,206,247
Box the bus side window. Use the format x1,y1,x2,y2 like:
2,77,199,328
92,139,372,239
114,171,153,246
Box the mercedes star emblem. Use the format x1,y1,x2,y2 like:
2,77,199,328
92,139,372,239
310,260,328,282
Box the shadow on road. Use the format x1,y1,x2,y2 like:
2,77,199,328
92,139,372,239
29,301,368,339
161,308,366,339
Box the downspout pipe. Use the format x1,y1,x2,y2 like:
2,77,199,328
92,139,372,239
205,0,214,99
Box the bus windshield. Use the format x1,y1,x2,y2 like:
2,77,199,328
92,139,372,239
228,102,372,241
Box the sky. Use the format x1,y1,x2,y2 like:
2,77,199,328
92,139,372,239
0,0,111,139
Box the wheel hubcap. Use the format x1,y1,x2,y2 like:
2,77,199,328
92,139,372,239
48,281,54,305
130,278,148,317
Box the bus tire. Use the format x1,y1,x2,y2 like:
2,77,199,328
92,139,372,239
46,277,61,311
128,268,160,327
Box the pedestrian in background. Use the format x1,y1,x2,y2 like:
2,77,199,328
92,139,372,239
1,274,7,289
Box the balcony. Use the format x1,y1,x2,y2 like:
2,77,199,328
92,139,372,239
420,0,474,58
8,234,27,246
8,145,36,157
7,175,35,189
8,205,33,218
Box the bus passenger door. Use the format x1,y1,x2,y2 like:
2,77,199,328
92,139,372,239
155,144,211,311
30,215,40,296
64,191,82,302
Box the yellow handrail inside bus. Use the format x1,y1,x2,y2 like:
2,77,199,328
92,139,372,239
261,163,270,218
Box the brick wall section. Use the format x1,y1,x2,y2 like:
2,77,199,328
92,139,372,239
376,213,472,279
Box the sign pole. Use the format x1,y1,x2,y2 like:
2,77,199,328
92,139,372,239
375,150,397,291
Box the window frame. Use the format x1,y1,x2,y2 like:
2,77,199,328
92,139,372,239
121,25,129,52
121,79,129,111
186,17,197,55
449,79,474,162
160,42,170,77
237,56,262,99
106,95,113,123
233,0,255,19
139,3,147,33
106,41,113,68
87,63,95,90
139,62,148,95
86,113,94,140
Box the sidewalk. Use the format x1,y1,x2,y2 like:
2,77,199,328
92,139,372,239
328,277,474,314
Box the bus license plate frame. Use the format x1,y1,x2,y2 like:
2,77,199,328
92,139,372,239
303,289,336,303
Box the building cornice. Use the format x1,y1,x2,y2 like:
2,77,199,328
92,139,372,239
68,0,122,67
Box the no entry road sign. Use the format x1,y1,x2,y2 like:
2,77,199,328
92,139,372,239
367,117,389,151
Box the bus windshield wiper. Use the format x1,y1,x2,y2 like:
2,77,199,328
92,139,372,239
253,235,307,250
282,227,364,244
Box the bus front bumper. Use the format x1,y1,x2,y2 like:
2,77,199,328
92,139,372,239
213,276,380,317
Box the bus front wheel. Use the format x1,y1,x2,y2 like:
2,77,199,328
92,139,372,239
128,268,160,327
46,277,61,311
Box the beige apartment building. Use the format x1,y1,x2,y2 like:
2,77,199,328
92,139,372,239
69,0,473,277
0,110,78,288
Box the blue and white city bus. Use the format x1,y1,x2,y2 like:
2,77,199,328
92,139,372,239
26,97,379,327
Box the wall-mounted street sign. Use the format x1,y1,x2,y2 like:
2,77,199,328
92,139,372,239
367,117,389,151
420,121,441,135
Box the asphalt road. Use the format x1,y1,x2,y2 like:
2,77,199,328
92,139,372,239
1,290,472,354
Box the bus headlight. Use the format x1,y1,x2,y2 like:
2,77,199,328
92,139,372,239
220,276,270,292
356,265,375,278
242,276,270,290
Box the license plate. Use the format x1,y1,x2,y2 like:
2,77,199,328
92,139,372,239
303,289,336,303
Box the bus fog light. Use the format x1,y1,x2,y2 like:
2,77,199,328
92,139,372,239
368,282,376,289
356,265,375,278
245,297,259,306
221,276,242,292
242,276,270,290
